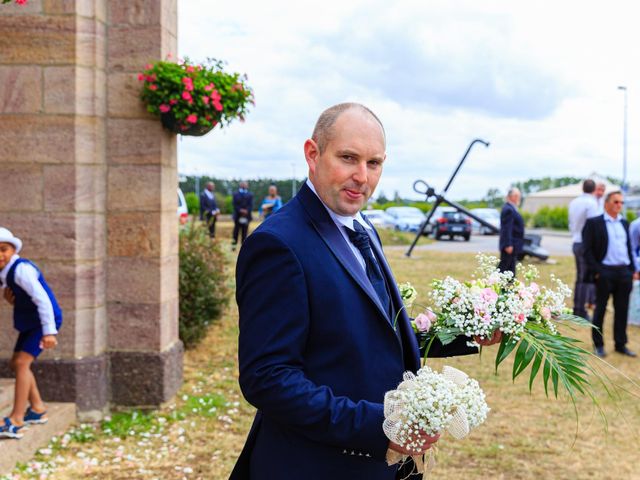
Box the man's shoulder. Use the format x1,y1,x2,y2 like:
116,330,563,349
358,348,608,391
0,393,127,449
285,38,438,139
584,214,604,227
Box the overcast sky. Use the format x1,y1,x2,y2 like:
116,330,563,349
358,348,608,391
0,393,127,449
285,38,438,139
178,0,639,200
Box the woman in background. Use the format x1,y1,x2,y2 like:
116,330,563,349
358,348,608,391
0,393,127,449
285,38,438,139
259,184,283,220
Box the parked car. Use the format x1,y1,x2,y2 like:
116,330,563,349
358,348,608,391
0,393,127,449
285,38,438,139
177,188,189,225
426,206,472,241
469,208,500,235
385,206,427,233
362,209,395,229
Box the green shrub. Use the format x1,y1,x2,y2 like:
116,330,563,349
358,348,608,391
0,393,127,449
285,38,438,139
532,206,568,230
626,210,637,223
179,224,231,348
185,192,200,216
521,211,533,227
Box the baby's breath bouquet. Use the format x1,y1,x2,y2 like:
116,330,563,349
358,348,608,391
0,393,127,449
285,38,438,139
400,255,604,412
383,365,488,477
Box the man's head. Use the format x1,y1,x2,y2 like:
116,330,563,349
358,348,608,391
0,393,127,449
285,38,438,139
239,181,248,190
582,179,595,194
206,182,215,192
506,187,521,206
595,182,606,199
268,185,278,196
604,191,624,217
305,103,386,216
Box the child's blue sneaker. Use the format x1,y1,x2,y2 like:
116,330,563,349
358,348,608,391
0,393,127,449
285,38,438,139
24,407,48,425
0,417,24,439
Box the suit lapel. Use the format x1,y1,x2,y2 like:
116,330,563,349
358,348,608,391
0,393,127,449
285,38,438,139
296,184,392,324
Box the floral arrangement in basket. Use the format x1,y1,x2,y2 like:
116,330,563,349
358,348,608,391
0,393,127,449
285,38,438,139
139,57,254,136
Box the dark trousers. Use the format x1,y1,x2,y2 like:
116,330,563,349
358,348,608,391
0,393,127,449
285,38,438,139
233,220,249,245
592,265,633,349
205,213,217,238
572,242,595,318
498,251,517,276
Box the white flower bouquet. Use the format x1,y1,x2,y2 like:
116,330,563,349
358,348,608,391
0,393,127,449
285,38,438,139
399,255,603,407
383,365,489,477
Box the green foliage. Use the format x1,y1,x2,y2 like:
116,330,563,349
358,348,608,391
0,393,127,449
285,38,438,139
185,192,200,216
521,211,533,227
101,410,156,438
139,58,254,133
177,393,228,418
179,224,231,348
513,176,582,195
179,177,303,206
626,209,637,223
532,206,568,229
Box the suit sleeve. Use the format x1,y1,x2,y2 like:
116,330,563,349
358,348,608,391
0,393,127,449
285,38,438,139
236,231,389,460
582,219,599,278
500,206,514,250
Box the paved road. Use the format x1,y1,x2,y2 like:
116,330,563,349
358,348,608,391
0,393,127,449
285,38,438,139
396,230,573,258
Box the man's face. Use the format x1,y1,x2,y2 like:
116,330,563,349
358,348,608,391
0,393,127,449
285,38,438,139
0,243,16,270
207,183,215,192
595,184,605,199
268,186,277,196
605,193,624,217
240,182,248,190
510,191,521,206
305,109,386,216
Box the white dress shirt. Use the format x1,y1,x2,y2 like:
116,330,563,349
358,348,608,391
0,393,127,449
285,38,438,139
602,213,631,267
568,193,599,243
306,179,372,273
0,254,58,335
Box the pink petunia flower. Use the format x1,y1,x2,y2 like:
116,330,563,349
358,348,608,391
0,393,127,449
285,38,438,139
185,66,195,73
137,73,145,81
210,90,221,102
204,83,215,92
202,96,210,105
148,84,158,91
186,114,198,124
213,101,223,112
159,104,171,113
181,91,192,101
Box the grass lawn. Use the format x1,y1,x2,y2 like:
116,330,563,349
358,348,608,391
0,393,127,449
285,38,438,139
6,224,640,479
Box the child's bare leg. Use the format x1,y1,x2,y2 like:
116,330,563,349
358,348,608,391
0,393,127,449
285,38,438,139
28,372,46,413
9,352,35,425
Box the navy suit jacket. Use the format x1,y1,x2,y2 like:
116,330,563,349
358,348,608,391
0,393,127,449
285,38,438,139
499,202,525,253
231,183,477,480
199,191,219,221
582,214,635,281
233,190,254,222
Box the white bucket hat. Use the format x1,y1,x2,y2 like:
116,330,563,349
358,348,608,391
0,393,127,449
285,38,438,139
0,227,22,253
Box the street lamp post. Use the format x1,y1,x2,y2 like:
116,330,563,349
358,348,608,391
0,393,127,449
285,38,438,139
618,86,628,200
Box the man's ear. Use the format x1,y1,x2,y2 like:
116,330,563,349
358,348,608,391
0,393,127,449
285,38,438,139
304,139,319,175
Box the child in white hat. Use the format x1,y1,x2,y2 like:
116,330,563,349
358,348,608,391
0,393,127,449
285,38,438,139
0,228,62,440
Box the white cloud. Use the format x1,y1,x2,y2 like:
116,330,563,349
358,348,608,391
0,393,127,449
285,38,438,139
178,0,640,199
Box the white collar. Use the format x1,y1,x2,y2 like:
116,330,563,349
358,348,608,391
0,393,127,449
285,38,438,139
604,212,622,223
306,179,370,231
0,254,20,287
204,190,213,199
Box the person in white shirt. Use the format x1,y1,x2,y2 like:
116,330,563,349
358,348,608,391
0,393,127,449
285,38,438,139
568,180,599,318
594,182,606,213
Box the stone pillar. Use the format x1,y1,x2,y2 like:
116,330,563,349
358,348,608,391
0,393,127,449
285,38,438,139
106,0,182,406
0,0,182,414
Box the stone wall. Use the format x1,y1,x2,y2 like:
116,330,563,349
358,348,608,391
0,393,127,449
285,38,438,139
0,0,181,415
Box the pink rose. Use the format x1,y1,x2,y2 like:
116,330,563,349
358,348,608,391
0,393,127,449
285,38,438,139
159,104,171,113
514,313,525,324
202,96,210,104
529,282,540,295
414,313,433,332
181,91,192,101
540,307,551,320
186,114,198,124
182,77,194,91
137,73,145,81
148,84,158,91
213,100,223,111
481,288,498,303
210,90,222,102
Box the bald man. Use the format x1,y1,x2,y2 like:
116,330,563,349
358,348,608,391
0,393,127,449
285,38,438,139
498,187,525,276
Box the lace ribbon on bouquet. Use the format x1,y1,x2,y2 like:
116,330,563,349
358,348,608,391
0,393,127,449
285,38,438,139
383,366,473,478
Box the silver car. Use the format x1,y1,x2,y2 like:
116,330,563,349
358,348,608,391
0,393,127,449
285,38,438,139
362,209,395,229
385,206,427,233
470,208,500,235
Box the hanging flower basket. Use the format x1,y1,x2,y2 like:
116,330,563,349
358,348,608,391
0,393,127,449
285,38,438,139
139,57,254,136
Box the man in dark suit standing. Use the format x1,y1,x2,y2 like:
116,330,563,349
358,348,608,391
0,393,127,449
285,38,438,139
498,187,525,275
232,181,253,249
231,103,499,480
582,190,637,358
199,182,220,238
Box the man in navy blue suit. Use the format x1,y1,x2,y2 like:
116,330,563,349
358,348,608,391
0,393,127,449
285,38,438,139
232,181,254,249
231,103,496,480
498,187,525,276
199,182,220,238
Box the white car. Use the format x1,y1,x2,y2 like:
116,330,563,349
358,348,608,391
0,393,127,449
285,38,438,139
385,206,427,233
470,208,500,235
362,209,395,229
177,188,189,225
